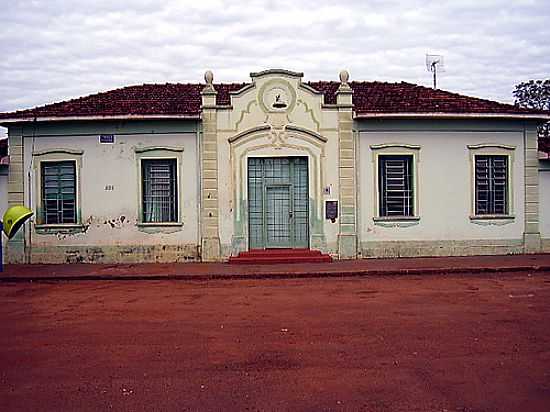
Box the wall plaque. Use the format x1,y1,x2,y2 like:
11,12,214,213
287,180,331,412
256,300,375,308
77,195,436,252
325,200,338,223
99,134,115,144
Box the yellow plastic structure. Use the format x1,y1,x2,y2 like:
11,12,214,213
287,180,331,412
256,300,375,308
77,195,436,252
2,205,33,239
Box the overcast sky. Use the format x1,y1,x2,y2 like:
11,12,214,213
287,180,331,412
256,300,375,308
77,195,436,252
1,0,549,137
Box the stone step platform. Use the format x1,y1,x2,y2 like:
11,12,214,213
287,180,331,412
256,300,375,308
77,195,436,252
229,248,333,264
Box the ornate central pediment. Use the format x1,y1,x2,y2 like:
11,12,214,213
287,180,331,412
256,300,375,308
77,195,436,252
221,68,328,135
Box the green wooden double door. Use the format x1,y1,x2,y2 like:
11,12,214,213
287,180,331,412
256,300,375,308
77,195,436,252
248,157,309,249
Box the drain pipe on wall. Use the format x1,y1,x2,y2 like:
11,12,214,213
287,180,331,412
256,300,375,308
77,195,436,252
196,121,202,259
25,119,37,264
354,128,360,258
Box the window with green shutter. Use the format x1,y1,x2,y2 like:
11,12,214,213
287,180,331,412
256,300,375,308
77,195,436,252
378,155,414,217
475,155,508,215
141,159,178,223
41,161,77,224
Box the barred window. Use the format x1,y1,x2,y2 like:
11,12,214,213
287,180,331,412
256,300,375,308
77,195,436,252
378,155,414,217
41,161,77,224
475,155,508,215
142,159,178,223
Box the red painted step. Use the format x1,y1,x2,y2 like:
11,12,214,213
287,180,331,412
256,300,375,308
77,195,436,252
238,248,323,256
229,249,333,264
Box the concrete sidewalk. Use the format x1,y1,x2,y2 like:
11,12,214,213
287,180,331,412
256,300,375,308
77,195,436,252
1,253,550,281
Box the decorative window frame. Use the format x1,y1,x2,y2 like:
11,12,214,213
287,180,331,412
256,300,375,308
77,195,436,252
135,146,184,232
370,143,421,227
32,148,84,232
468,143,515,225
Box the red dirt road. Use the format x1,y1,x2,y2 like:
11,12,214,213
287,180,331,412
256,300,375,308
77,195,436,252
1,273,550,411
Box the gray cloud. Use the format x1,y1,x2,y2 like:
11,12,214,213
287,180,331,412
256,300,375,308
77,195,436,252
1,0,549,137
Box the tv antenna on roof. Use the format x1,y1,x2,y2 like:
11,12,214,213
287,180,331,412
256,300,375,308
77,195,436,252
426,54,445,89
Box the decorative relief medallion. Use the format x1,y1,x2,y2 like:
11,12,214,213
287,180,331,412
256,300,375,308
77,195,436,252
258,79,296,114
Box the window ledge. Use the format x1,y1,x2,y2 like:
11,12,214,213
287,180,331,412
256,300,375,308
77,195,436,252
470,215,515,226
136,222,183,234
470,215,515,220
373,216,420,228
35,224,86,233
136,222,183,227
373,216,420,222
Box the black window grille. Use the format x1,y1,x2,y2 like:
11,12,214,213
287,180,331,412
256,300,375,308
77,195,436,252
378,155,414,217
142,159,178,223
475,155,508,215
41,161,77,224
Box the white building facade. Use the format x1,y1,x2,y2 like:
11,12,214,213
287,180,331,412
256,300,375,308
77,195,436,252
0,69,548,263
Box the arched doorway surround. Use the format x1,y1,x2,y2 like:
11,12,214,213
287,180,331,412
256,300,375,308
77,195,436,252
228,124,327,254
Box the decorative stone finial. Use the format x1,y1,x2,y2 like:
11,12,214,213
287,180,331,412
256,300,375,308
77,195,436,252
202,70,216,95
336,69,353,102
339,69,350,85
204,70,214,86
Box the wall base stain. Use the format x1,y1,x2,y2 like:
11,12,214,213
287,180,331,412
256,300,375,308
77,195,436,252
21,238,548,264
360,239,525,258
31,244,199,264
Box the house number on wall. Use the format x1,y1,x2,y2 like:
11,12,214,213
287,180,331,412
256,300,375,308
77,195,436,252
104,185,115,191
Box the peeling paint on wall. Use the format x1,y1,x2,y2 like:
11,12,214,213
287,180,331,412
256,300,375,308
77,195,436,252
23,130,199,263
32,244,199,264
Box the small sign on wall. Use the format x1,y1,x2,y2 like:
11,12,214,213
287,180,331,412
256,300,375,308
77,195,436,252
99,134,115,144
325,200,338,223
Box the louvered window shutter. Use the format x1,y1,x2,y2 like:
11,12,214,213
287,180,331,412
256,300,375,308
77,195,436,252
475,155,508,215
142,159,178,223
41,161,77,224
378,155,414,217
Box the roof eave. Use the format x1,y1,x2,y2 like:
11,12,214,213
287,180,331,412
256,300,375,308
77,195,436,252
0,113,201,125
1,111,548,125
354,112,550,120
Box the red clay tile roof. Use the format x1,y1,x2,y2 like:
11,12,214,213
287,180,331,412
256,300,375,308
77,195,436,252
0,83,247,120
0,80,548,121
348,81,548,116
304,81,548,116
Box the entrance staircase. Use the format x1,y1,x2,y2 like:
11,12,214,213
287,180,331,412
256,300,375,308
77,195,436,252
229,248,333,265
